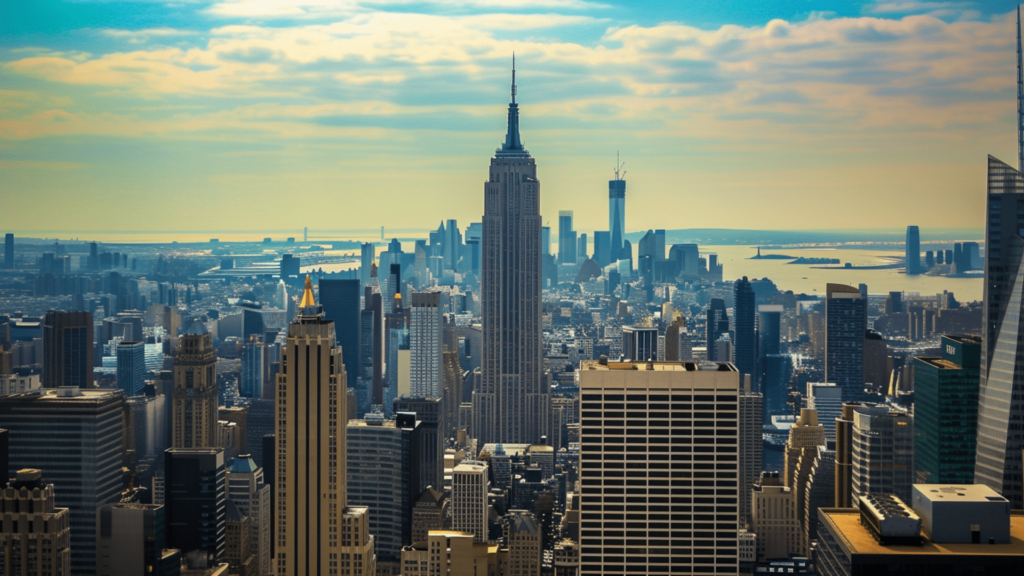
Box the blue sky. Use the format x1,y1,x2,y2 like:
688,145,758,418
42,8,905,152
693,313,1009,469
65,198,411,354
1,0,1021,235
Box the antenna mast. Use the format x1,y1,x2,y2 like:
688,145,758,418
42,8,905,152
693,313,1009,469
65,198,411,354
614,151,626,180
511,53,517,104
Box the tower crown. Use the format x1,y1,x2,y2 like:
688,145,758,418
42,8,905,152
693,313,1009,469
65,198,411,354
498,55,529,158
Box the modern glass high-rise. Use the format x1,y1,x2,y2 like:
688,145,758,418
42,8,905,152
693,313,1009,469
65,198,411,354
851,407,914,505
914,335,981,485
42,310,93,388
0,387,124,575
609,172,626,260
733,277,756,382
319,278,361,378
706,298,729,362
578,360,740,574
825,284,866,402
360,242,375,286
558,210,577,265
276,277,375,576
761,354,793,424
165,447,226,562
621,325,657,361
240,337,264,398
976,156,1024,507
474,62,548,445
905,226,921,275
4,233,12,268
116,340,146,396
410,292,443,398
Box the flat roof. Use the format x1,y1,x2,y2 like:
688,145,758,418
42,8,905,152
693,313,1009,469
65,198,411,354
819,509,1024,557
915,484,1009,504
915,357,963,370
580,360,737,372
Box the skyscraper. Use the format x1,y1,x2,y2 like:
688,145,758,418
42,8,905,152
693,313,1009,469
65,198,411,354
319,278,362,378
173,321,219,449
977,155,1024,507
4,233,13,269
706,298,729,362
165,448,226,562
362,282,384,411
609,157,626,260
825,284,866,402
360,242,375,286
275,276,375,576
226,454,272,576
1,469,71,576
851,407,914,505
578,359,740,574
452,461,489,543
97,503,179,576
410,292,443,398
733,277,756,382
739,383,764,527
621,325,657,361
240,336,264,398
116,340,146,397
558,210,576,265
474,61,548,445
393,396,444,491
42,310,93,389
905,226,920,275
0,388,124,574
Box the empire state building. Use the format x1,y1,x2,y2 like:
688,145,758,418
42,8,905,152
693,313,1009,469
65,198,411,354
473,60,549,445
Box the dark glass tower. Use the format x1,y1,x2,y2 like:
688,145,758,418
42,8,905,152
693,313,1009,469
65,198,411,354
976,155,1024,506
42,310,94,389
706,298,729,361
474,59,548,445
318,278,361,378
165,448,226,562
825,283,866,402
609,159,626,260
905,226,921,275
733,277,756,381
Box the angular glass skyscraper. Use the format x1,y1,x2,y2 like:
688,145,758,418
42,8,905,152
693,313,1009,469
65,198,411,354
474,61,548,445
825,283,866,402
905,225,921,275
733,277,756,382
976,155,1024,507
318,278,361,378
609,169,626,260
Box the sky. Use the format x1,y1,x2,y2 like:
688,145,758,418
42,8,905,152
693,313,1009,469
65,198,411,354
1,0,1022,238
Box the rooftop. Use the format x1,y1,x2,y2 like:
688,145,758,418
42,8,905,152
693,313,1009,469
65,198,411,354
819,508,1024,557
581,360,736,372
915,484,1009,505
916,357,964,370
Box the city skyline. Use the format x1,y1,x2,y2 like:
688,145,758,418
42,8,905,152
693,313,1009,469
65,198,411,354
4,1,1024,233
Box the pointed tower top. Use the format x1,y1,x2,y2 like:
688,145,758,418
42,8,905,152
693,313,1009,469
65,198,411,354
511,53,517,104
299,274,315,308
498,54,527,156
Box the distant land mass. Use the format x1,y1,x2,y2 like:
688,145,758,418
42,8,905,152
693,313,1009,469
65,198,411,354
789,257,842,265
625,228,983,246
749,254,796,260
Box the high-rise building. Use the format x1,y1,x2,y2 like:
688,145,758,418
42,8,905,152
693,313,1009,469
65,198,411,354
806,382,843,442
751,471,799,562
784,408,826,555
706,298,729,362
905,225,921,275
663,313,688,362
42,310,93,389
410,292,443,398
803,445,835,549
393,396,444,491
452,461,489,543
0,387,124,574
173,321,219,449
318,278,361,379
116,340,146,396
97,502,179,576
609,161,626,260
578,359,740,575
361,282,384,411
3,233,12,269
914,335,981,485
240,336,264,398
558,211,577,265
734,277,756,382
503,510,542,576
757,305,782,359
360,242,375,287
399,531,496,575
347,412,424,569
0,469,70,576
444,218,461,270
739,384,764,527
621,325,657,361
976,155,1024,508
761,354,793,423
383,292,409,416
275,277,375,576
474,63,548,445
825,284,866,402
577,233,588,262
411,487,447,543
851,407,914,504
165,448,226,562
225,454,271,576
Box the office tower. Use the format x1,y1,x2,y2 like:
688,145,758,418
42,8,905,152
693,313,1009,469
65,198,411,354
739,384,764,527
383,262,401,315
576,233,588,262
621,325,657,361
400,531,496,575
441,321,463,440
347,413,424,570
803,445,835,548
240,337,263,398
734,277,756,381
411,487,447,543
609,160,626,259
558,211,577,265
592,231,610,266
410,292,443,397
384,293,409,416
663,313,687,362
165,448,226,562
806,382,843,442
669,243,700,279
913,335,981,484
578,359,740,575
541,226,551,257
654,229,666,261
706,298,729,362
116,340,146,396
976,157,1024,507
3,233,12,268
226,454,271,576
475,63,548,446
851,407,913,504
362,283,384,410
504,510,542,576
862,330,888,392
173,321,219,449
751,472,799,562
834,403,865,508
0,387,123,574
784,408,826,555
761,354,793,423
318,278,361,378
0,469,70,576
757,305,782,357
41,310,93,389
638,230,658,265
452,461,489,543
444,219,461,270
280,254,300,279
825,284,866,401
905,226,920,274
360,242,375,286
225,499,256,574
97,503,179,576
393,396,444,491
275,277,375,576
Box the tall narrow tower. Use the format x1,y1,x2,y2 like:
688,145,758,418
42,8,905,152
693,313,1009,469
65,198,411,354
609,154,626,260
276,276,375,576
473,58,549,445
173,320,218,449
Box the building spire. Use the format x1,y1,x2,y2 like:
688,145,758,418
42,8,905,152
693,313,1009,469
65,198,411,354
500,54,525,154
299,274,315,308
512,53,517,104
1017,5,1023,171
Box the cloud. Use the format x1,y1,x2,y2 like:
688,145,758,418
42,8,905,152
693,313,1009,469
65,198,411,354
101,28,199,44
206,0,606,19
869,2,975,14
